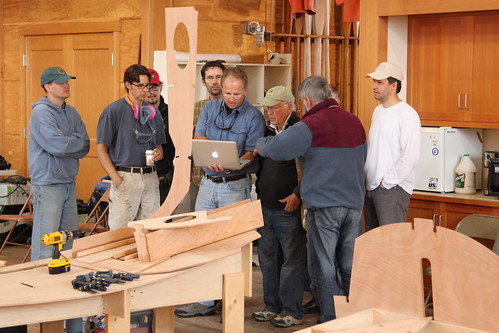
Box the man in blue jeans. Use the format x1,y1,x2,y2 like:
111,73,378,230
252,86,306,328
29,66,90,332
175,67,265,318
255,76,366,323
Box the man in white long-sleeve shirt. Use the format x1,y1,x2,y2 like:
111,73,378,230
364,62,421,231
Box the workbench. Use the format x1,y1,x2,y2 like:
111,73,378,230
0,231,257,332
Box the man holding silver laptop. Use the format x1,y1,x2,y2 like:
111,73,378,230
175,66,265,318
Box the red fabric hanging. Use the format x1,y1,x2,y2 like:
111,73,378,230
288,0,316,16
335,0,360,22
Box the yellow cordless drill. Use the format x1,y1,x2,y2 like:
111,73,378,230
40,230,78,274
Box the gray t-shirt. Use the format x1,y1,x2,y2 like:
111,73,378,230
97,98,166,167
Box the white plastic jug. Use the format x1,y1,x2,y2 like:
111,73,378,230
455,154,477,194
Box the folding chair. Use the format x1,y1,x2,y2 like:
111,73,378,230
78,187,110,235
0,193,33,262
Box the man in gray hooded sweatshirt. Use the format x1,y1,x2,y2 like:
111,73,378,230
28,67,90,261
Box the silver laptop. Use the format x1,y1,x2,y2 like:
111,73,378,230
192,139,251,170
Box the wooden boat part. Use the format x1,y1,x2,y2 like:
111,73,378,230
333,219,499,333
132,199,263,262
127,211,231,230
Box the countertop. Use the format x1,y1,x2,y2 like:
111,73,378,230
412,190,499,207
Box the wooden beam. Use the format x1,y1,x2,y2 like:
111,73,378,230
18,18,121,35
357,0,387,131
378,0,499,16
222,272,245,333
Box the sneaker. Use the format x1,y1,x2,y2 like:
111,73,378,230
271,313,303,328
174,303,216,318
303,297,320,314
252,309,278,322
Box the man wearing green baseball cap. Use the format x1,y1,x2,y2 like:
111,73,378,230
40,66,76,86
29,66,89,332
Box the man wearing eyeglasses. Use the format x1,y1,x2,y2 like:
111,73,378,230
182,61,226,212
175,67,265,318
146,68,175,205
251,86,306,328
97,64,166,230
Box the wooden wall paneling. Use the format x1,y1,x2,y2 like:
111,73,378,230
378,0,499,16
0,5,3,152
358,0,387,132
2,0,140,24
70,33,116,198
172,0,265,22
140,0,170,67
119,19,142,74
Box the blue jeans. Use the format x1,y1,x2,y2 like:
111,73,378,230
258,206,306,318
195,175,252,211
31,183,78,261
195,175,252,306
306,206,362,323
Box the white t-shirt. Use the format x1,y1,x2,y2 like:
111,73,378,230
365,101,421,194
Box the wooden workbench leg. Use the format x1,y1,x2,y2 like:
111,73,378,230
153,306,175,333
242,241,253,297
222,272,244,333
103,290,131,332
40,320,64,332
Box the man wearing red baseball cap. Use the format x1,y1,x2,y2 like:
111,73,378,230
147,68,175,204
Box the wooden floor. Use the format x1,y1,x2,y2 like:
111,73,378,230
0,242,319,332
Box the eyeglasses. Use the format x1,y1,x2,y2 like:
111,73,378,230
205,75,223,82
149,85,161,91
264,103,287,113
131,83,151,90
214,104,239,131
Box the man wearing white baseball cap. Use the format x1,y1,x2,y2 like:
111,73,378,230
363,62,421,231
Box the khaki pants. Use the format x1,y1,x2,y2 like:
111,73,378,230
108,171,160,230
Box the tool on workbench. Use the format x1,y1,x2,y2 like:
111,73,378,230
40,230,79,274
71,270,140,293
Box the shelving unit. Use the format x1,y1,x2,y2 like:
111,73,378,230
153,51,291,107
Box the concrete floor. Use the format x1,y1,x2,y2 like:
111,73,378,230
0,242,319,332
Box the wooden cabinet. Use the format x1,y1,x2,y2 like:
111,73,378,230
408,192,499,230
408,12,499,128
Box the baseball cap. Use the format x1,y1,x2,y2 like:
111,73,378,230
148,68,161,86
40,67,76,86
366,62,404,81
261,86,295,107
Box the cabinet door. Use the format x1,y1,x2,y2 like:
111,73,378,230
408,16,473,122
406,198,438,223
469,14,499,122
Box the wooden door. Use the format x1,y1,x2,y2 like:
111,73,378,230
408,15,473,122
25,33,115,201
469,14,499,123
